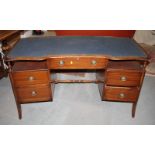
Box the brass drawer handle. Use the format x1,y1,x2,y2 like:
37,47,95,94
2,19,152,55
29,76,35,81
120,76,127,81
31,91,37,96
119,93,125,98
59,60,65,66
91,60,97,65
70,61,73,65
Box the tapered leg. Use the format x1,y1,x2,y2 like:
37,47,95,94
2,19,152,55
16,103,22,119
132,102,137,118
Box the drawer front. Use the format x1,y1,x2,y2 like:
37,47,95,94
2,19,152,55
106,70,142,86
104,86,139,102
48,57,108,69
16,84,52,103
12,70,49,87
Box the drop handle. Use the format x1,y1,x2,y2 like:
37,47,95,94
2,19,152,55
59,60,65,66
120,76,127,81
119,93,125,98
91,60,97,65
31,91,37,96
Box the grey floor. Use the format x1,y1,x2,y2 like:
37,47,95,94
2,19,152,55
0,73,155,125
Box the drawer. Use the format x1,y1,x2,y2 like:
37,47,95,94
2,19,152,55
15,84,52,103
106,70,142,86
47,57,108,69
12,70,49,87
104,86,139,102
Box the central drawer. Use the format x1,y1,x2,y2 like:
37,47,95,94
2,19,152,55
15,84,52,103
104,86,139,102
12,70,49,87
47,57,108,69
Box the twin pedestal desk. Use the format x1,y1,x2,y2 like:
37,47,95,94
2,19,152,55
6,36,148,119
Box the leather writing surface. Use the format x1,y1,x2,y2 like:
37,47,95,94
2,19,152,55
8,36,147,58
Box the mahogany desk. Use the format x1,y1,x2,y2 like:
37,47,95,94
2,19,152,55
6,36,148,119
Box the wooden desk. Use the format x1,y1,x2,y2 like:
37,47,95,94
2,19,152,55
6,36,148,119
0,30,23,79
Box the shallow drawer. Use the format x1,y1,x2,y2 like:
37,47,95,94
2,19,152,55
47,57,108,69
15,84,52,103
106,70,142,86
12,70,49,87
104,86,139,102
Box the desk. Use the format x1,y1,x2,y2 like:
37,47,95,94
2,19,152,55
7,36,148,119
0,30,23,79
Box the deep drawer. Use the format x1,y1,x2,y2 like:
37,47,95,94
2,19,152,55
15,84,52,103
104,86,139,102
12,70,49,87
47,56,108,69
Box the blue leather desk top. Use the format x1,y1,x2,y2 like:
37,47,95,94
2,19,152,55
8,36,147,59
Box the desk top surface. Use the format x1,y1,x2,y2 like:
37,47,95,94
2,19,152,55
8,36,147,60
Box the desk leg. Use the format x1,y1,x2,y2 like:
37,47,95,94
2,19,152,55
132,102,137,118
8,71,22,119
132,61,147,118
16,103,22,119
